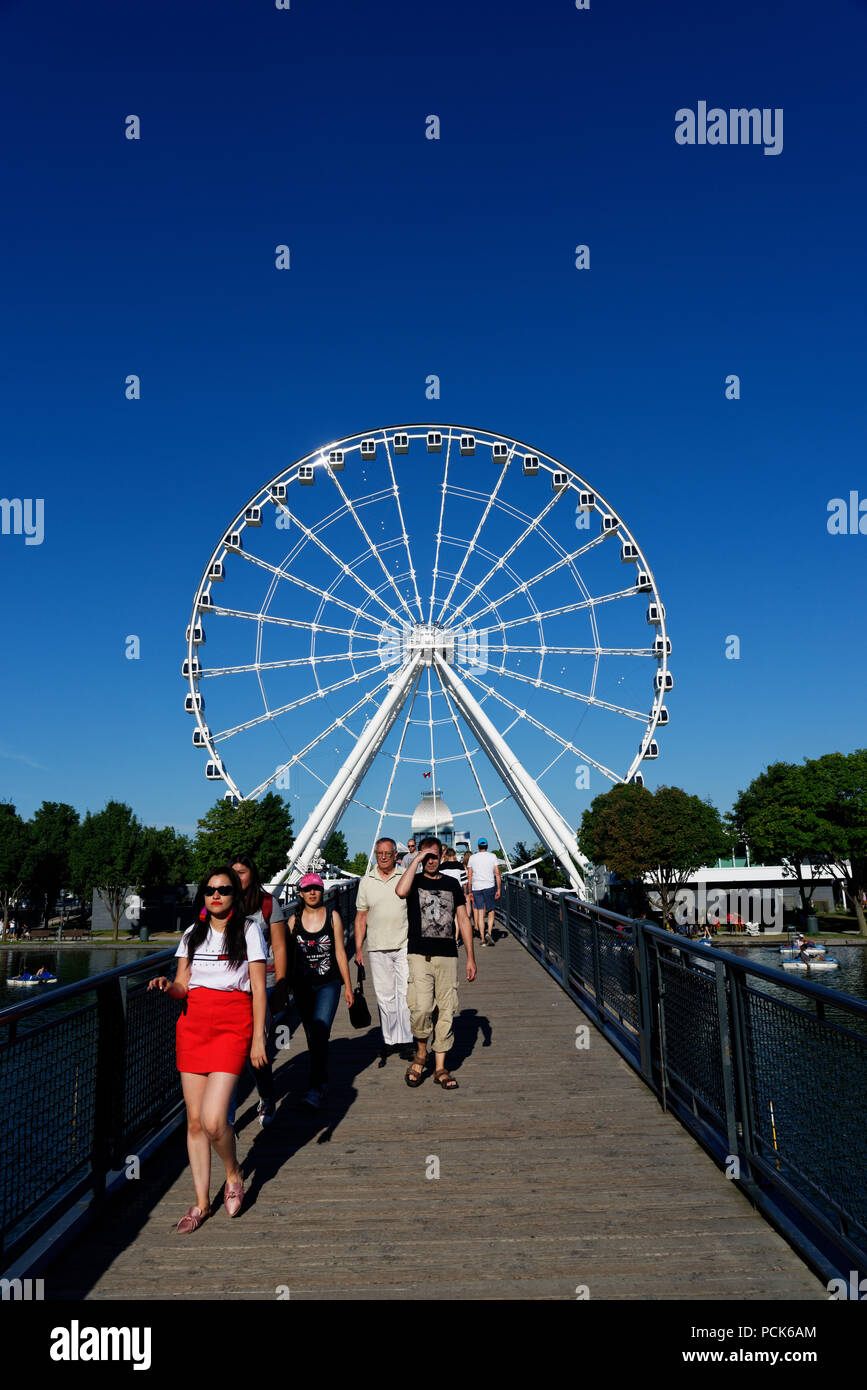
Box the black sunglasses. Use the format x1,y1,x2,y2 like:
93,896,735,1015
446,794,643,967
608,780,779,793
204,885,234,895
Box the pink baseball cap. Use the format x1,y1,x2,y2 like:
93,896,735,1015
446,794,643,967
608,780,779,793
298,872,324,890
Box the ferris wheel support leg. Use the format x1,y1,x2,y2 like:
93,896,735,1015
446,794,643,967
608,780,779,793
434,656,587,894
269,654,424,890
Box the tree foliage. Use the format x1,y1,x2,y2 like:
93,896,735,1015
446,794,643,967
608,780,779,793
138,825,194,888
0,804,32,935
70,801,149,939
510,840,569,888
733,753,867,933
578,784,729,923
27,801,80,926
321,830,349,869
191,793,293,881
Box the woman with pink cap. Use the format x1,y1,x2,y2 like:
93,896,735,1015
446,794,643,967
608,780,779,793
287,873,353,1108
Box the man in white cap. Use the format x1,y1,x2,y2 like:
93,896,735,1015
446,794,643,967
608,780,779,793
466,837,501,946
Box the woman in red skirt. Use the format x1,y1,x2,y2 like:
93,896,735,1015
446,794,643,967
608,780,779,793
148,865,267,1232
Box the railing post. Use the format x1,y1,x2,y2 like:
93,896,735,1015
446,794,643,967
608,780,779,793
591,907,603,1008
560,892,571,988
714,960,740,1166
633,920,654,1085
726,963,757,1188
91,976,127,1200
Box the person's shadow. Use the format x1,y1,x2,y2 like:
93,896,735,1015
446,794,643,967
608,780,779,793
238,1006,383,1209
446,1006,492,1074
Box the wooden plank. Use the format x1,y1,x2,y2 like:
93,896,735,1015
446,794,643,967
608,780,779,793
43,930,826,1300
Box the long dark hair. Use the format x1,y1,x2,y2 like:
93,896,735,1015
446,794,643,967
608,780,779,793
231,852,266,917
187,865,248,965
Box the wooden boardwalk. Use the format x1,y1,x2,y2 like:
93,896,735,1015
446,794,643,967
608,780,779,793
46,928,825,1300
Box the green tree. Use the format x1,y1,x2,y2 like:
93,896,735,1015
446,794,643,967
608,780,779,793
730,762,834,916
347,851,370,876
579,784,729,925
0,804,32,937
70,801,147,940
798,750,867,935
322,830,349,869
139,826,194,889
191,793,293,881
509,840,568,888
27,801,80,926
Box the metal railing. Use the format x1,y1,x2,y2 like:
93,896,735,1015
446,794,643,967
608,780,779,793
501,878,867,1286
0,879,358,1270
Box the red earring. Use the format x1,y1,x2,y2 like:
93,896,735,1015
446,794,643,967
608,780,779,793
199,907,207,921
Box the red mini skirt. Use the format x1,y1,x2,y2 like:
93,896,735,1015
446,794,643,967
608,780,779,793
176,987,253,1075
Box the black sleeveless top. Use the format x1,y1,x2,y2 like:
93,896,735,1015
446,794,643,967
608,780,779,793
292,907,340,989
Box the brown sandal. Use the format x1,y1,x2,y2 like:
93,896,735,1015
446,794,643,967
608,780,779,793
405,1055,427,1087
434,1070,459,1089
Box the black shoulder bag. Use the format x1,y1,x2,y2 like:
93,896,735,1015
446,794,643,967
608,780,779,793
348,961,372,1030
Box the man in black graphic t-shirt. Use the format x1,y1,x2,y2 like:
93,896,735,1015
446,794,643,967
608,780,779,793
396,836,476,1090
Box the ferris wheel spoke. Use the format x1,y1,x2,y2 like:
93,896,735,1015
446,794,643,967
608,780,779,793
477,588,638,636
323,466,417,626
206,605,383,644
444,487,568,628
231,548,374,624
462,532,610,627
211,665,389,742
484,663,649,719
382,435,426,623
243,675,396,799
489,644,650,656
271,496,403,627
368,670,424,863
427,434,452,623
435,669,513,866
463,670,622,783
425,666,438,827
485,644,653,657
199,650,385,679
434,441,515,623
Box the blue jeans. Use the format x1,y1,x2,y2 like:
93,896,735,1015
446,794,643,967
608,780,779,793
294,978,341,1088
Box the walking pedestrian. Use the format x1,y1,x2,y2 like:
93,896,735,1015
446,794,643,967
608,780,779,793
354,838,414,1066
466,838,502,946
231,854,287,1126
396,837,476,1091
287,873,353,1109
399,838,417,868
440,847,469,944
147,866,267,1232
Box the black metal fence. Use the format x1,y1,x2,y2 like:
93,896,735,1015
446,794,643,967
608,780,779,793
502,878,867,1286
0,879,358,1270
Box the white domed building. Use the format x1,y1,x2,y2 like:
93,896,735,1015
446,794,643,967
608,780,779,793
411,788,454,848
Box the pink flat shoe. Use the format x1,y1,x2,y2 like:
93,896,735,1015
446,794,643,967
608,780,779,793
176,1204,210,1234
223,1181,244,1217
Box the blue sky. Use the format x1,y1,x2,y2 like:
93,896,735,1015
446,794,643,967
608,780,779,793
1,0,865,862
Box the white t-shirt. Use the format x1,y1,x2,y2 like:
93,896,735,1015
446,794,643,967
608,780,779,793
441,864,468,891
175,920,267,993
468,851,499,891
247,896,286,985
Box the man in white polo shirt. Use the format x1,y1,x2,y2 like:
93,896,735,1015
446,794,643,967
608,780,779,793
354,837,415,1066
467,837,502,947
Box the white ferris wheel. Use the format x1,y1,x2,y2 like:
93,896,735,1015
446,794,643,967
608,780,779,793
184,425,671,891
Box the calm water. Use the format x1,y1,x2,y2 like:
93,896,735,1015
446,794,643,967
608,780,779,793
0,946,171,1023
718,943,867,1005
